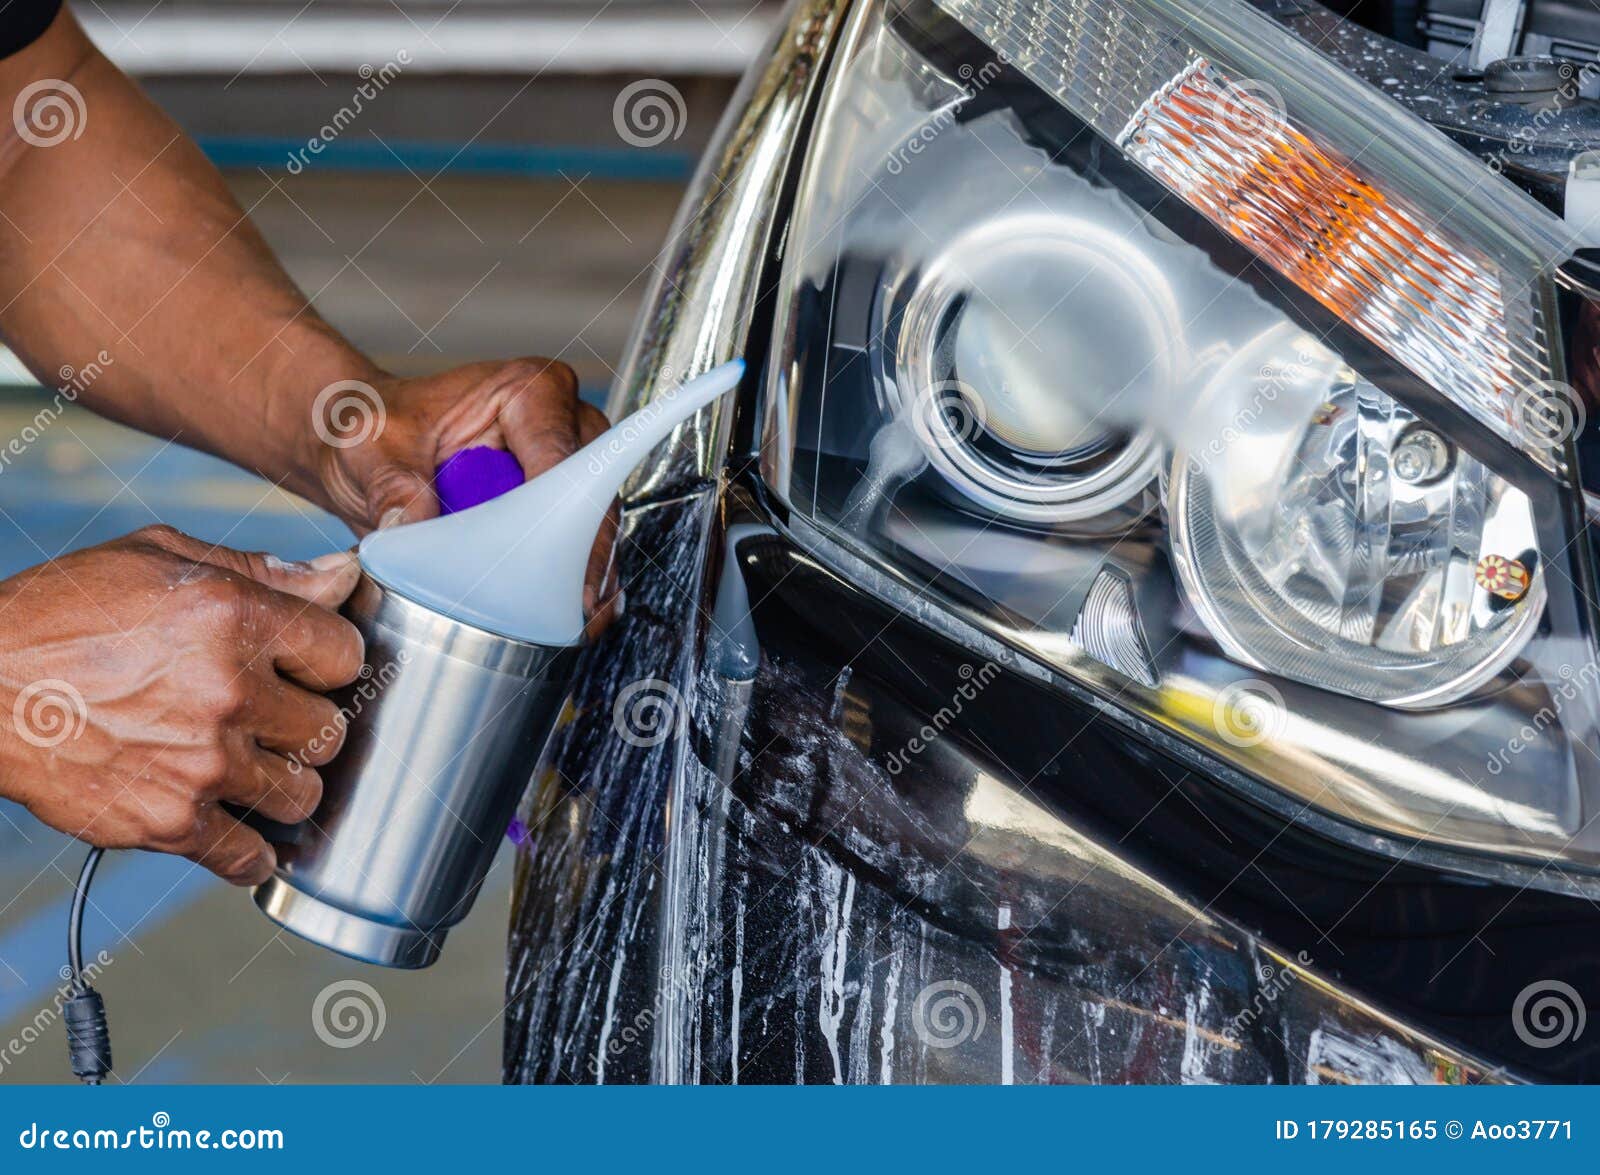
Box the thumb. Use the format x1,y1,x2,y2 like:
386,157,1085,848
139,525,363,608
364,464,440,532
207,547,362,608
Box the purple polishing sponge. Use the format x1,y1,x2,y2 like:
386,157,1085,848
434,446,525,515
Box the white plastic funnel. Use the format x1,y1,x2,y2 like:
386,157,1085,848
359,359,745,646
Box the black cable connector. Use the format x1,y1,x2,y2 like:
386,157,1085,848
63,846,111,1085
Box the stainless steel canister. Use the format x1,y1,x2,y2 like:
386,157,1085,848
253,572,575,968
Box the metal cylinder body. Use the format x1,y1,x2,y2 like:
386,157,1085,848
253,572,574,968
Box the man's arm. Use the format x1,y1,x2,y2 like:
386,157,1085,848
0,7,619,881
0,6,619,579
0,7,369,508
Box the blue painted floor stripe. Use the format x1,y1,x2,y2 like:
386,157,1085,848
200,135,694,181
0,849,217,1026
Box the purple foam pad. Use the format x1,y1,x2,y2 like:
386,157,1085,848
434,446,525,515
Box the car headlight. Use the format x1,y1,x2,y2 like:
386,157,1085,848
759,0,1600,887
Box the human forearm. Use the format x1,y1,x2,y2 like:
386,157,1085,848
0,9,378,507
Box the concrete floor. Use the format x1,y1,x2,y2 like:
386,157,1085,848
0,164,682,1082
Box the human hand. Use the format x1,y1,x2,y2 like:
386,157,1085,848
313,358,620,635
0,526,364,884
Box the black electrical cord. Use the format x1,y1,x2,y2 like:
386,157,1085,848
63,846,111,1084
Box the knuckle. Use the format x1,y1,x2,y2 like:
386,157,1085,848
186,575,249,627
143,799,201,850
194,665,251,721
186,745,232,790
132,523,184,550
512,357,577,399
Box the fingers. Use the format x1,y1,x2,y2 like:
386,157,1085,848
134,524,362,609
362,463,439,531
494,358,583,479
261,602,365,692
136,525,365,691
248,677,345,766
223,745,324,826
183,805,276,886
577,402,623,637
205,544,361,610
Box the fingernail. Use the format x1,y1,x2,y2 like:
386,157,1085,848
379,507,406,530
309,550,355,572
262,553,312,574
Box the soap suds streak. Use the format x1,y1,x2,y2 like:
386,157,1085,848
507,497,1487,1085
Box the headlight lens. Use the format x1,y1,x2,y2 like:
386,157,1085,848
1167,321,1544,707
760,0,1600,885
